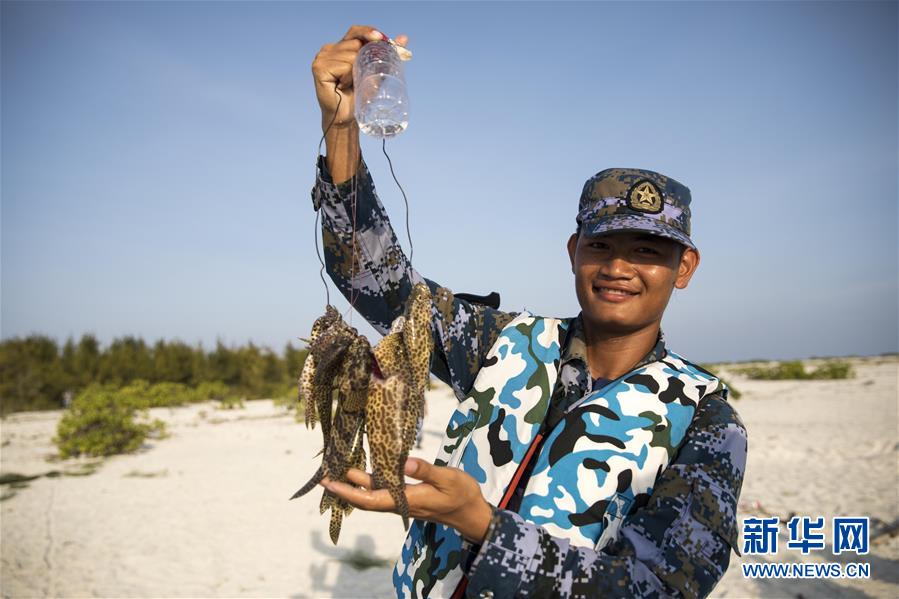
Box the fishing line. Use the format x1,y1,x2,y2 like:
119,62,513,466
313,81,416,321
381,138,414,263
312,211,330,307
313,82,361,324
348,132,359,325
312,82,343,308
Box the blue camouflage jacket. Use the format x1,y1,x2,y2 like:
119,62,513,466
311,157,748,598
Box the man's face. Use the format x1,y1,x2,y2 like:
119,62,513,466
566,230,700,337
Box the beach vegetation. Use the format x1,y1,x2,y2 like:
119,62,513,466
54,385,166,458
0,335,308,415
734,359,854,380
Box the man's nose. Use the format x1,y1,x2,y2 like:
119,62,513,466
598,255,634,278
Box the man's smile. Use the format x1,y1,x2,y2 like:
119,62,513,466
592,284,640,302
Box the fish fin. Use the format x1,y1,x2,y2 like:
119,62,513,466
289,466,324,500
386,483,410,530
329,508,344,544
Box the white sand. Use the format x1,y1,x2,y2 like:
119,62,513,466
2,357,897,598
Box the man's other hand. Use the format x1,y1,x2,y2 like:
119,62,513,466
321,458,493,543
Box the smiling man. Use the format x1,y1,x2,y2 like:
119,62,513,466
309,25,747,599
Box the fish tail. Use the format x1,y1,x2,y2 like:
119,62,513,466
387,483,410,530
289,466,324,500
329,507,344,544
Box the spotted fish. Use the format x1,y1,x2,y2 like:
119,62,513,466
291,311,367,504
367,283,433,529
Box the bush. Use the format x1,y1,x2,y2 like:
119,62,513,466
217,395,246,410
195,381,230,401
54,386,165,458
145,382,197,407
117,380,198,408
735,359,854,380
193,381,245,409
808,360,854,380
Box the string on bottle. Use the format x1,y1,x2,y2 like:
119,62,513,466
348,129,359,325
314,78,415,319
381,138,414,263
313,83,342,308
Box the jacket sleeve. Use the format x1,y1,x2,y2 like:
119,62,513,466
465,394,748,599
311,156,517,400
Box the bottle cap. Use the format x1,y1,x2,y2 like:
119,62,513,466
387,38,412,61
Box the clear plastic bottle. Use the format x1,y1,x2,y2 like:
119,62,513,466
353,41,409,138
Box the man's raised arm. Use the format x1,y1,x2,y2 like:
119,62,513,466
310,25,517,400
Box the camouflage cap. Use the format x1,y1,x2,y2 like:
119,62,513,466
576,168,696,250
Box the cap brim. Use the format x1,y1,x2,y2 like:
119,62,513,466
582,214,696,250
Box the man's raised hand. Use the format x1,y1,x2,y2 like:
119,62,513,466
311,25,409,131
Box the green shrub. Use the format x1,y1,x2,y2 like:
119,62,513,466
117,379,152,408
271,381,298,406
735,359,854,381
193,381,245,409
54,386,165,458
144,382,197,407
117,380,198,408
216,395,246,410
808,360,854,380
195,381,230,401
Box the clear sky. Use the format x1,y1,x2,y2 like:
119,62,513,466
2,1,897,362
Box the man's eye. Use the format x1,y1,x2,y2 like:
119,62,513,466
636,247,659,254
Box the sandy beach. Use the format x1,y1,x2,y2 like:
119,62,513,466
2,356,897,598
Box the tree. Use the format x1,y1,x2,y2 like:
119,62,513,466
152,339,198,385
0,335,66,414
99,336,153,385
284,342,308,383
74,334,101,386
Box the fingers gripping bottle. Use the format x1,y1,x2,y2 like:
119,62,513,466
353,40,409,138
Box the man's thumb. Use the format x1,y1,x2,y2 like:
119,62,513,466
404,458,432,480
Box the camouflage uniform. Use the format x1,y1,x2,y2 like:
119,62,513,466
311,157,747,598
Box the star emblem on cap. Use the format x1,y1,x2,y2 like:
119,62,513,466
627,180,663,213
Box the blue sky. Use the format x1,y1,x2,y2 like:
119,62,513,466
2,1,896,362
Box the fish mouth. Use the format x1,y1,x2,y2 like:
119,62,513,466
370,354,385,380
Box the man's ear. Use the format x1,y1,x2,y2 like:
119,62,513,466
566,233,578,274
674,247,700,289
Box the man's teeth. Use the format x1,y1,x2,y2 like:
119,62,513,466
596,287,636,295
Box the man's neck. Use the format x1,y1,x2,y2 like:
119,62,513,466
581,319,662,381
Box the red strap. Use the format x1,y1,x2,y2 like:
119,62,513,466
497,433,543,510
450,433,545,599
450,577,469,599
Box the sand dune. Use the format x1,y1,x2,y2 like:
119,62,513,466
2,357,896,598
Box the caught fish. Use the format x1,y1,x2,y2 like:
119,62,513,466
367,283,433,529
291,283,433,541
367,375,411,527
291,311,361,500
299,306,341,428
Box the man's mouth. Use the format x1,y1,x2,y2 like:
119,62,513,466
593,285,639,301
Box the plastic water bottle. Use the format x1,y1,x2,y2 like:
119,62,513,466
353,41,409,138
